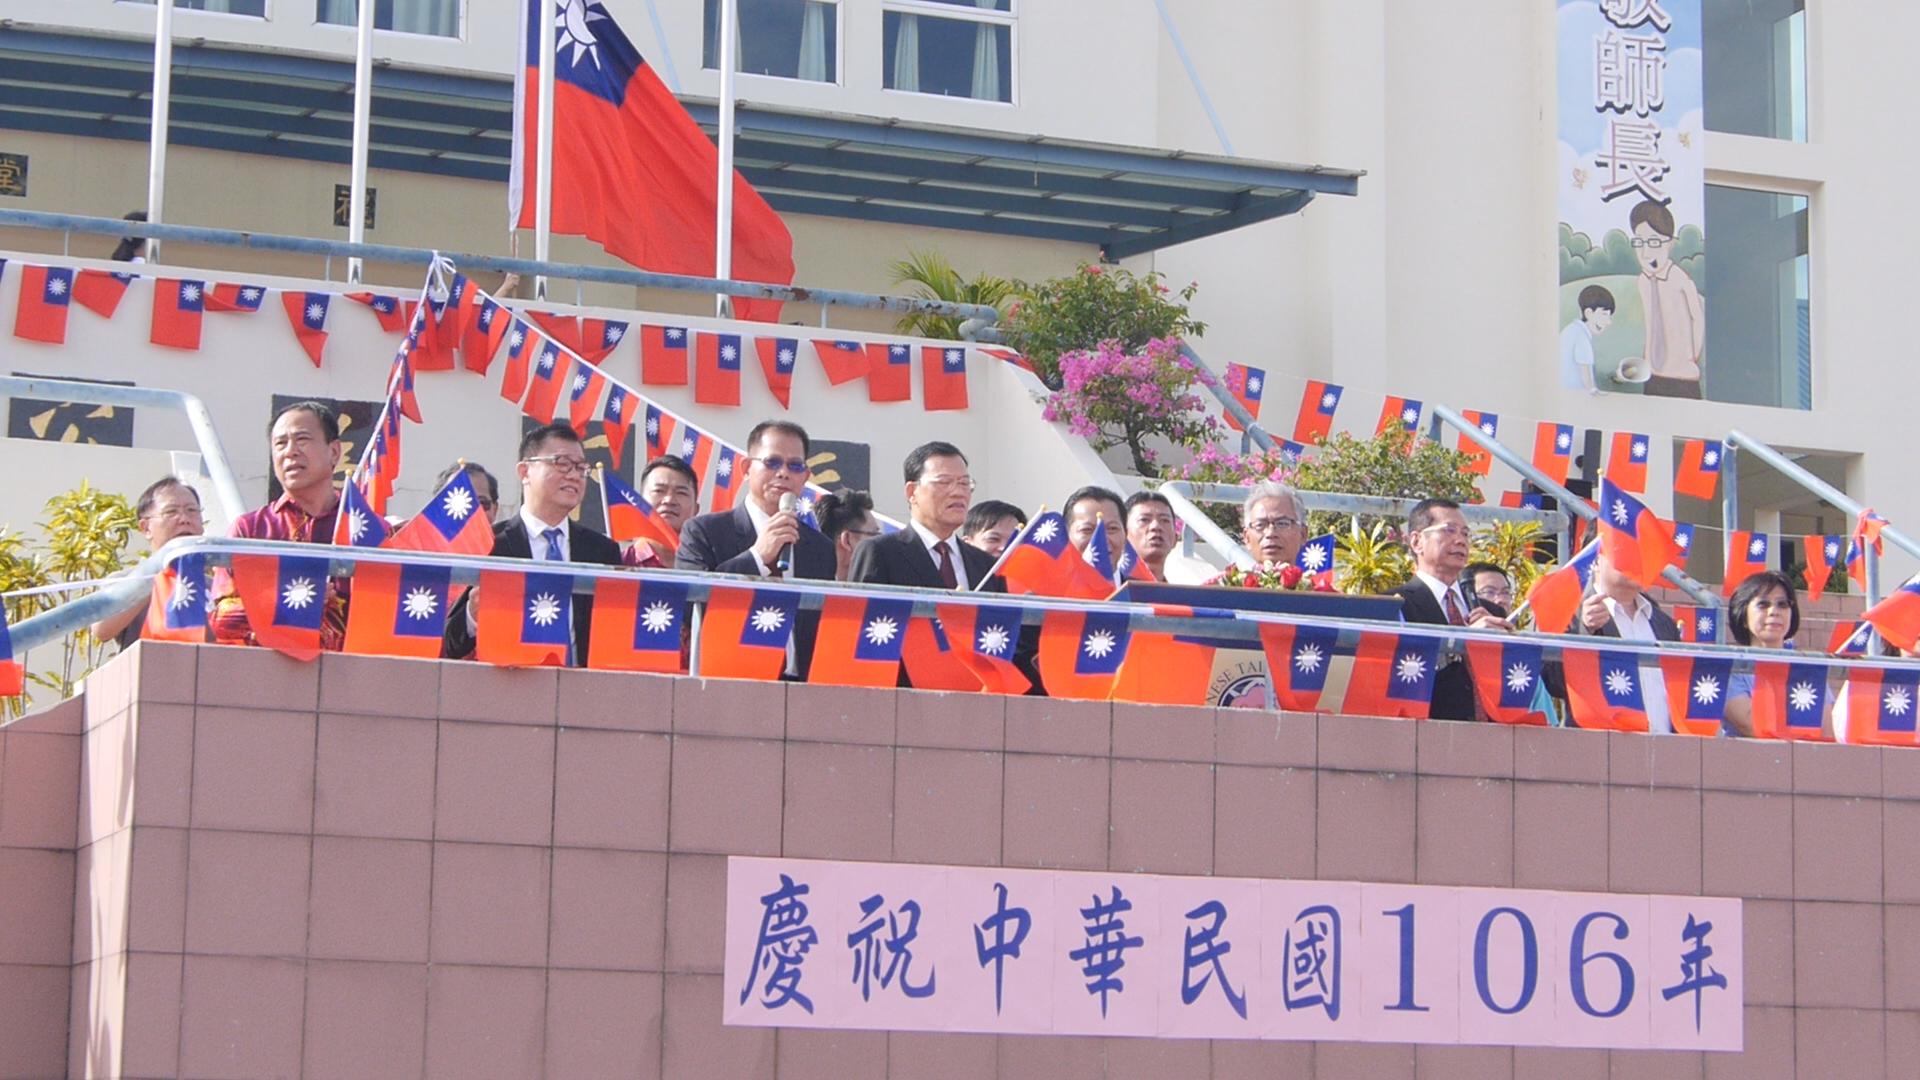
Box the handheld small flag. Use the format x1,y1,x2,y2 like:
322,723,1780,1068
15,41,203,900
1522,541,1598,634
1596,477,1680,589
389,468,493,556
600,467,680,552
331,480,393,549
1829,619,1873,656
1862,581,1920,653
935,602,1030,695
1295,534,1337,588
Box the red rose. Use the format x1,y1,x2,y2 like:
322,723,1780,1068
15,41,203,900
1278,565,1303,588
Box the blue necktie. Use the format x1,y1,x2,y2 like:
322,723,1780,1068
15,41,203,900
541,527,574,665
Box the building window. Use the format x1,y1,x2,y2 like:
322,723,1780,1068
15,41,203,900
316,0,461,38
1703,0,1808,140
122,0,267,16
883,2,1014,103
1702,185,1811,409
704,0,840,84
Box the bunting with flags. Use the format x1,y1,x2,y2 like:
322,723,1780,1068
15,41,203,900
757,336,798,409
641,324,690,385
867,341,913,402
1724,531,1770,598
813,338,869,385
476,568,574,667
587,577,688,674
1606,431,1651,493
1802,534,1843,603
1378,396,1422,437
1292,380,1342,444
1341,632,1440,720
1258,621,1337,711
699,586,798,681
1563,647,1650,732
1458,410,1499,475
1531,422,1574,486
1659,653,1735,736
1674,439,1723,501
923,345,969,412
14,265,73,343
1846,664,1920,746
1223,362,1264,432
343,562,452,660
281,292,331,367
1465,640,1551,725
696,331,744,406
935,602,1030,695
1036,609,1131,700
808,596,914,688
72,268,134,319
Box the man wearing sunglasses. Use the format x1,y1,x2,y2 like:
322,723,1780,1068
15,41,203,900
677,420,835,582
444,423,623,664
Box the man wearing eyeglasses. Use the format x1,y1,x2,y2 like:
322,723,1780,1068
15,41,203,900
849,441,1000,591
677,420,836,581
1240,483,1309,568
94,476,206,650
443,423,623,664
1390,498,1513,721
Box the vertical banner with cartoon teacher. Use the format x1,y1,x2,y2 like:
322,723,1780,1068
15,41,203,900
1557,0,1705,400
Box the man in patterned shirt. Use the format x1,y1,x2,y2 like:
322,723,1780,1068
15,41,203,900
209,401,349,648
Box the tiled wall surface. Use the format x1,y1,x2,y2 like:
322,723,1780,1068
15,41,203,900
1,639,1917,1078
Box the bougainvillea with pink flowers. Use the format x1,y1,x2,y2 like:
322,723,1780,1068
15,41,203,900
1039,337,1221,476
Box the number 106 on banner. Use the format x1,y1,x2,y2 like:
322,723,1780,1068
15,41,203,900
723,857,1741,1051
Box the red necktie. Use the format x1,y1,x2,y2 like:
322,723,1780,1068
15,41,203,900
1444,588,1466,627
936,542,958,590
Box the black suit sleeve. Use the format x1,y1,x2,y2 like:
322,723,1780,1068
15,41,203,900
847,534,891,585
444,521,524,659
675,517,724,573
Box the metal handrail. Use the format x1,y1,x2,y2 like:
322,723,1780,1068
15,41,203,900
0,209,1003,328
13,536,1909,681
1430,404,1720,608
1723,430,1912,608
0,376,246,522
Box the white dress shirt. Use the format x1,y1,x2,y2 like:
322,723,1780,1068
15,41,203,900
1414,571,1470,621
910,519,970,589
521,506,570,562
1602,592,1672,735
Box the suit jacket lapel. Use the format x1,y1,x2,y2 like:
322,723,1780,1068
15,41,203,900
898,530,944,588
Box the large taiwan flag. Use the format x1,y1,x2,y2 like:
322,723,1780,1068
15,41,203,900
508,0,794,321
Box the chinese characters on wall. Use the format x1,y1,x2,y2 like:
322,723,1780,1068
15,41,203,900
725,857,1742,1050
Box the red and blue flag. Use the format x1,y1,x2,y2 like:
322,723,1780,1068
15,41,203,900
499,323,540,404
1846,665,1920,746
808,596,914,688
1295,534,1337,588
1863,581,1920,653
508,0,793,322
1532,421,1574,486
580,317,628,364
1466,639,1551,725
463,296,510,375
922,345,969,412
331,479,393,548
1564,647,1650,732
1292,380,1342,444
1377,395,1421,437
866,341,912,402
699,586,799,681
477,568,574,667
601,384,641,467
144,552,211,644
14,265,73,343
1596,477,1680,588
756,336,799,409
695,331,744,406
390,468,493,556
1523,541,1597,634
567,361,607,435
1223,362,1264,432
347,292,407,332
1258,621,1338,711
0,599,21,697
1829,619,1873,656
1674,439,1722,501
644,403,677,460
521,339,571,423
812,338,869,385
231,553,333,661
899,615,985,692
587,577,687,674
281,292,331,367
1036,609,1131,700
640,324,690,385
1115,539,1155,582
1458,410,1498,475
710,446,744,513
1753,661,1831,741
1659,653,1735,736
205,282,265,313
936,602,1030,695
1342,631,1440,720
1724,531,1770,598
1606,431,1650,493
150,278,206,350
72,268,135,319
600,466,679,552
1672,604,1720,644
1671,522,1695,569
1803,534,1843,603
343,562,452,660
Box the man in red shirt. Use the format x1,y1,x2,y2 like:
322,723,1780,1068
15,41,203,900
209,401,348,648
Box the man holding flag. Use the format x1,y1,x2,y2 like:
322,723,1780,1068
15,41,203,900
1389,498,1514,721
444,422,624,665
1566,549,1680,733
209,402,349,649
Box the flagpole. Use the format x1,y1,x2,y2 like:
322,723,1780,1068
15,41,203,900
145,0,175,263
535,0,558,300
346,0,375,284
713,0,739,318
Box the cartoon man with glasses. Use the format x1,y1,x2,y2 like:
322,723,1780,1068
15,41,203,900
1627,198,1705,399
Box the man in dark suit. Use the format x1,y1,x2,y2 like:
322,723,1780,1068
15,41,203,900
848,441,1000,591
678,420,835,674
1388,498,1513,721
444,423,624,664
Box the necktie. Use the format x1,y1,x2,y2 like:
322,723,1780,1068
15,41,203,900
541,527,574,665
936,541,958,589
1444,588,1466,627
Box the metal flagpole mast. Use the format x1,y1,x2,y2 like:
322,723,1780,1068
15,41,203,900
346,0,376,284
145,0,175,263
535,0,559,300
713,0,739,318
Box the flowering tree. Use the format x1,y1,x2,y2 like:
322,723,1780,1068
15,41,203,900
1040,337,1221,476
1001,264,1204,388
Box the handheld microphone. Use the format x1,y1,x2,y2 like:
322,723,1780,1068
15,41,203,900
776,492,797,574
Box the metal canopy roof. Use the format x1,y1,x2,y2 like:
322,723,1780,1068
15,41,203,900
0,27,1362,260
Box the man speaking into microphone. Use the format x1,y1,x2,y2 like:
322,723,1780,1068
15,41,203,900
678,421,837,672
